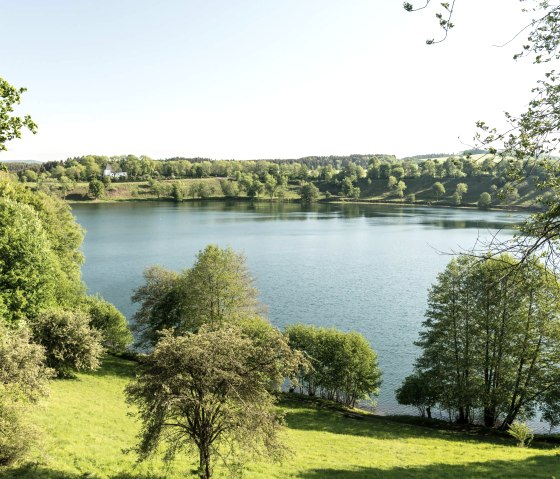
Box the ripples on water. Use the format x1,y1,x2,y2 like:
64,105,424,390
72,201,555,432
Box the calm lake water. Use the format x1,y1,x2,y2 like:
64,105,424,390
72,201,526,417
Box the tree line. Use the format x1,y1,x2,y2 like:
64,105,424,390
397,254,560,431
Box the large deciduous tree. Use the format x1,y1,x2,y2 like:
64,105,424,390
125,325,302,479
132,245,261,347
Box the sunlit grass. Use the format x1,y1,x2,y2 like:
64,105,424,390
1,356,558,479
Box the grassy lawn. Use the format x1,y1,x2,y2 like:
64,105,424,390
1,357,558,479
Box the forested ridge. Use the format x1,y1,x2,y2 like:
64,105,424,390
5,151,554,209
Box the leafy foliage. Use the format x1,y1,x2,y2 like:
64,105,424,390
32,309,104,377
286,324,381,408
88,179,105,199
0,176,85,307
396,372,437,418
132,245,261,347
81,295,132,353
0,198,60,322
0,324,52,465
299,182,320,203
508,422,534,448
126,325,302,479
132,265,182,348
0,77,37,152
408,254,560,429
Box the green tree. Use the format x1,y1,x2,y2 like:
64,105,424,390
395,180,407,199
178,245,260,332
0,198,61,323
456,182,468,196
9,183,86,304
32,308,104,377
22,169,37,182
264,174,278,200
299,182,320,204
396,372,437,418
171,182,184,202
410,254,560,429
219,179,238,197
348,185,361,201
132,245,261,347
478,191,492,209
88,179,105,199
452,182,468,205
286,324,381,407
125,325,301,479
432,181,445,201
0,77,37,152
81,295,132,353
59,176,75,199
132,265,182,348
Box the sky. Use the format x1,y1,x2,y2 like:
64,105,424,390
1,0,547,161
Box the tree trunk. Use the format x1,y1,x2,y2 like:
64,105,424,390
199,444,212,479
426,406,432,419
483,407,496,428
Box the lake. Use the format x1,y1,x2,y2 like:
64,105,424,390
72,201,526,417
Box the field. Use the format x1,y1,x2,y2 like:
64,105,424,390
1,357,558,479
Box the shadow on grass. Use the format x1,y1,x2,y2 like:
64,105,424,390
83,355,137,379
282,402,553,449
281,395,555,449
284,408,520,445
0,464,170,479
297,454,560,479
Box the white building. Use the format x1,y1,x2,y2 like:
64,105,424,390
103,164,127,179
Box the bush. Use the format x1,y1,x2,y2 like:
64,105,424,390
88,179,105,199
32,308,104,377
286,324,381,407
0,398,37,466
82,295,132,353
478,192,492,209
396,372,436,418
508,421,534,448
0,324,51,465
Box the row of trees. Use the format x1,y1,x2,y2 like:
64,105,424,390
18,151,548,185
397,254,560,430
15,154,543,208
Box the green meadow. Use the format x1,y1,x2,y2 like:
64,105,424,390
2,356,558,479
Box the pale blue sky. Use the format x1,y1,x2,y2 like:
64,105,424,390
2,0,541,161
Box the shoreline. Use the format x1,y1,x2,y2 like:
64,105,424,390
66,196,538,214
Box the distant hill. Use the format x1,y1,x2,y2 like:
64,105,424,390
0,159,42,163
400,149,490,162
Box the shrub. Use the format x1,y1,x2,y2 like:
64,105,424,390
81,295,132,354
32,308,104,377
508,421,534,448
286,324,381,407
0,398,37,466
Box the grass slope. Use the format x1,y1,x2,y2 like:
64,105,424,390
2,357,558,479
